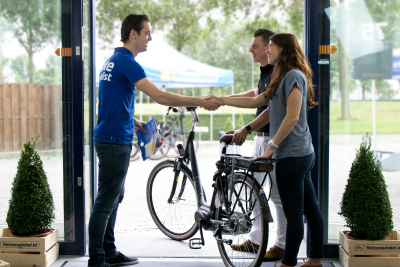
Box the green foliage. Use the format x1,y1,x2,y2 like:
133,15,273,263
1,0,60,83
339,134,393,240
35,56,62,85
10,55,31,83
6,139,55,236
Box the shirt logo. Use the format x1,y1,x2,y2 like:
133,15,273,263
99,60,115,82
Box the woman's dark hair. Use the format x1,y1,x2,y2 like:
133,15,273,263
264,33,317,110
120,14,150,43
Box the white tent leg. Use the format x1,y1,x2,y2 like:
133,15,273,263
210,113,213,141
140,91,143,121
163,87,166,122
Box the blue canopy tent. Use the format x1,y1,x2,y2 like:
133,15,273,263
96,39,236,128
134,39,235,125
135,39,234,88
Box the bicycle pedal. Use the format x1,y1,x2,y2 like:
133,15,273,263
189,238,203,249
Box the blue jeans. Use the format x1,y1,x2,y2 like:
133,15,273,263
88,141,131,266
275,152,324,266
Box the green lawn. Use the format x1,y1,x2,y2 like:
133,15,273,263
329,101,400,134
85,101,400,136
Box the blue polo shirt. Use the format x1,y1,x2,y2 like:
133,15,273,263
93,47,147,144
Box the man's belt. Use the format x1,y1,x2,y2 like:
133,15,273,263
255,132,269,136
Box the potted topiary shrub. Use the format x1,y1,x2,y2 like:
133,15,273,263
338,134,393,240
0,139,59,267
338,134,400,267
6,139,55,236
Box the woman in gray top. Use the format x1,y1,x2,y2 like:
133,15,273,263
212,33,324,267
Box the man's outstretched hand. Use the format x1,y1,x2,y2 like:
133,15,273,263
202,95,224,111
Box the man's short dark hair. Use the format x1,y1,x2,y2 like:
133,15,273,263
254,29,275,46
120,14,150,43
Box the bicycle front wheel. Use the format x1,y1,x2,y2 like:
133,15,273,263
147,160,198,240
215,174,269,267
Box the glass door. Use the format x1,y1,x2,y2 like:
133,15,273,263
0,0,87,255
326,0,400,243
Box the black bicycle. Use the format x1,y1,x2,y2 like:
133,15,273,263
146,107,275,267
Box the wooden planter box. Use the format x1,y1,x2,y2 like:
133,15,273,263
0,228,59,267
339,230,400,267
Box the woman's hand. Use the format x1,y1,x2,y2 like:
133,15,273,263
134,118,146,133
250,145,274,161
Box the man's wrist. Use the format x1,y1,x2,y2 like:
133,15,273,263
244,124,252,133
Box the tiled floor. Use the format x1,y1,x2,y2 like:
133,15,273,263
51,229,343,267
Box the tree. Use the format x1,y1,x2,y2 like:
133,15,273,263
9,55,31,83
96,0,303,94
0,0,60,83
360,79,393,101
330,0,400,120
96,0,254,52
181,17,283,96
35,56,62,85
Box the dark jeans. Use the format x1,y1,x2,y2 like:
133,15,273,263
275,152,324,266
88,141,131,266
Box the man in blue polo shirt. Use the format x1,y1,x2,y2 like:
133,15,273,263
89,14,223,267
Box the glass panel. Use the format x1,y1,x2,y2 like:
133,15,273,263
83,0,93,230
0,1,66,240
328,0,400,242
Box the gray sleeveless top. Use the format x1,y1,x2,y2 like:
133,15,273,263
268,69,314,159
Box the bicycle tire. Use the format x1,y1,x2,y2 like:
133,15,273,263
149,135,170,160
147,160,198,240
165,133,185,158
130,142,140,161
215,174,269,267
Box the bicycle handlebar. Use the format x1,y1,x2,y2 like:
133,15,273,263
218,131,233,145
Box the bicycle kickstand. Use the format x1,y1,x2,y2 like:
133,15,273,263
189,220,205,249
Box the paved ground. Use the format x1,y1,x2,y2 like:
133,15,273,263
0,135,398,266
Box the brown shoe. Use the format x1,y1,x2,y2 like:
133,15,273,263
297,258,322,267
231,239,259,253
263,245,285,261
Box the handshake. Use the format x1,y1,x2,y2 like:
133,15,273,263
201,94,224,111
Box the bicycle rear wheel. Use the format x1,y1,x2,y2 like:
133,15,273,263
165,133,185,158
215,174,269,267
130,142,140,161
147,161,198,240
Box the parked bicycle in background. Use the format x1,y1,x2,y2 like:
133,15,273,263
150,107,199,159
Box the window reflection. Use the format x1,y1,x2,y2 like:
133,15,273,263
0,0,65,240
328,0,400,242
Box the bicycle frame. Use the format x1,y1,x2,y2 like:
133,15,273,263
166,107,274,247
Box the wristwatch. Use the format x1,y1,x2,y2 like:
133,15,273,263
268,139,278,148
245,125,252,133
